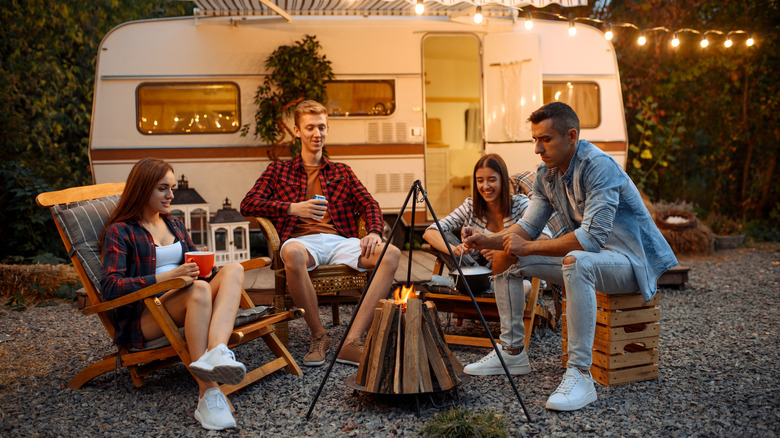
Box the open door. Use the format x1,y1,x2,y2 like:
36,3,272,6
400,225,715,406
483,32,543,175
422,34,482,221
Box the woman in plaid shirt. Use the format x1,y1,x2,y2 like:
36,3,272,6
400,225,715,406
100,158,247,430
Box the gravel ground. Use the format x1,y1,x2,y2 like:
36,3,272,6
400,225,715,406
1,246,778,437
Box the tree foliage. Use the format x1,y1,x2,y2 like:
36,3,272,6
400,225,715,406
241,35,334,159
592,0,779,226
0,0,188,262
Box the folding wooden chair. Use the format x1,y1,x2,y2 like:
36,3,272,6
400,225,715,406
253,216,372,346
36,183,303,395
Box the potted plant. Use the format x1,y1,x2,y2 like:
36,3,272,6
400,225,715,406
705,213,745,250
241,35,334,160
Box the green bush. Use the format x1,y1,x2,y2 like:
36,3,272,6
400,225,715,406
422,406,509,438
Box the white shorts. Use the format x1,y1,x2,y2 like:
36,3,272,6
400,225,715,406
281,233,366,272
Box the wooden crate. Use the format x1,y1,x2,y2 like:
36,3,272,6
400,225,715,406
562,292,660,386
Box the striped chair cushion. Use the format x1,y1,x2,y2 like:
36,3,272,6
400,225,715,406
52,195,121,295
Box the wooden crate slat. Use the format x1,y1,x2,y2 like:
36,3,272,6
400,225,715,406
593,348,658,369
596,292,659,310
591,363,659,386
596,306,660,326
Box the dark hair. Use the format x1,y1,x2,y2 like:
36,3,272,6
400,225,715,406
100,157,174,250
528,101,580,137
294,100,327,127
472,154,512,220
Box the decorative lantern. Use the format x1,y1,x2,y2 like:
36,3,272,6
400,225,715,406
171,175,210,248
208,198,250,267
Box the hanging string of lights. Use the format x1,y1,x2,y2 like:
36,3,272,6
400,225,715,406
411,2,755,49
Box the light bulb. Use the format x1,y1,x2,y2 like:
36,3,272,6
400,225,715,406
724,38,732,48
746,36,754,46
700,37,708,48
525,14,533,30
474,6,483,24
638,34,646,46
671,34,679,47
604,24,614,41
415,0,424,15
568,21,576,36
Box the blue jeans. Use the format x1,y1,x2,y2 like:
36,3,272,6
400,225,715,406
500,250,640,369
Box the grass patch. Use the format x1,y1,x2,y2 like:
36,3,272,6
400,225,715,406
422,406,509,438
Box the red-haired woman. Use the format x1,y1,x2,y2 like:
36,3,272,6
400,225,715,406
100,157,245,430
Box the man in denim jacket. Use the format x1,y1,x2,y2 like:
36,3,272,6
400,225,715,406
463,102,677,411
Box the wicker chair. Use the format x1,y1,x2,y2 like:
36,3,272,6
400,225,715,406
254,217,371,346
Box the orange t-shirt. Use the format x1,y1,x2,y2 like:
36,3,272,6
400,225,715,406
290,164,339,238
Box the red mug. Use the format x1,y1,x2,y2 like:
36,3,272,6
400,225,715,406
185,251,215,277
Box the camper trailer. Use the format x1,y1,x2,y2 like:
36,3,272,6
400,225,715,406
89,2,627,247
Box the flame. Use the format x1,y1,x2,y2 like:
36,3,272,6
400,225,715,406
393,284,418,311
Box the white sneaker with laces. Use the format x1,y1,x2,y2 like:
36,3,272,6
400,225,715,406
463,345,531,376
194,387,236,430
189,343,246,385
546,367,597,411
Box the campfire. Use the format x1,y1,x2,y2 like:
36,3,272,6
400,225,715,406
353,285,464,394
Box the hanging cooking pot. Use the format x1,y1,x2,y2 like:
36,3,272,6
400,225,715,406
450,266,492,295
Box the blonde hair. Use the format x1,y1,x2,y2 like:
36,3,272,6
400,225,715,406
294,100,327,127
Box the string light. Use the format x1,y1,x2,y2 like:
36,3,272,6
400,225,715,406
525,13,533,30
700,36,709,48
638,32,647,46
671,33,680,47
568,20,576,36
474,5,483,24
724,38,732,48
604,24,613,41
746,35,754,46
414,0,423,15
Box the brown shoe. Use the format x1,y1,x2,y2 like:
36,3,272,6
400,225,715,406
303,333,330,366
336,339,363,366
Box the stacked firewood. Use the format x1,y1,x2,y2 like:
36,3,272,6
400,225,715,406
355,297,463,394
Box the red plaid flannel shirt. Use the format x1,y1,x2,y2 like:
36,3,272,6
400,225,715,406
240,156,383,243
101,215,195,349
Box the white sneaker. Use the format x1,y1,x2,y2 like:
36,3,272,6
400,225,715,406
189,343,246,385
463,345,531,376
194,387,236,430
546,367,598,411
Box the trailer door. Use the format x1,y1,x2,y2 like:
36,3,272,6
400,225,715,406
483,32,543,175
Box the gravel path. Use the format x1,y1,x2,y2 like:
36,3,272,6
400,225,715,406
1,247,778,437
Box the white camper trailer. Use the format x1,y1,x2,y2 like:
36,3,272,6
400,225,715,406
89,1,627,246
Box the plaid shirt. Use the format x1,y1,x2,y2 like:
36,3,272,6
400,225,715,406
240,156,383,243
512,171,567,238
101,215,195,349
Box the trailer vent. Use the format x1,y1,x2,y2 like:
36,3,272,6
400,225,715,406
375,172,418,193
367,122,407,143
375,173,388,193
396,122,409,142
403,172,415,188
367,123,381,143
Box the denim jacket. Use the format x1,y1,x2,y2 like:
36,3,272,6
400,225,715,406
517,140,677,301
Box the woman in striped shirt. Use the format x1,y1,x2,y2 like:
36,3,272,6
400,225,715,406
423,154,549,271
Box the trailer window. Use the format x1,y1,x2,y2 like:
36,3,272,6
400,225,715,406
543,82,600,128
325,80,395,117
137,83,240,134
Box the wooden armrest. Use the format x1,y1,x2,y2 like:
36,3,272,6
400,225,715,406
255,217,280,251
82,276,194,315
240,256,271,271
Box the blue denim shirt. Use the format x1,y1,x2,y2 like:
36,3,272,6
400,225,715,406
517,140,677,301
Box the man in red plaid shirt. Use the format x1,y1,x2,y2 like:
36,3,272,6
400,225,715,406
241,100,400,367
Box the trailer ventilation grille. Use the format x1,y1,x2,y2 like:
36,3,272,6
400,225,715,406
367,122,407,143
375,172,417,193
